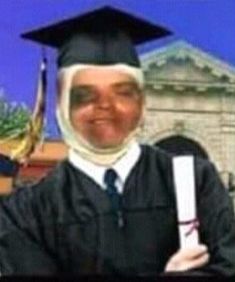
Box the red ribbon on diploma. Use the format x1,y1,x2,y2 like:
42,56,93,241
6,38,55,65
178,218,199,237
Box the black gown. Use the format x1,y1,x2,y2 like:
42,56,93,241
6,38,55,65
0,145,234,276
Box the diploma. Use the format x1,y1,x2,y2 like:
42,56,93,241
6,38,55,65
173,156,199,249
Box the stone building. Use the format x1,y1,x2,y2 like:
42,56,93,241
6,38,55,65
139,40,235,191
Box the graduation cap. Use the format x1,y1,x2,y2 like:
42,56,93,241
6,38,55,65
21,6,172,68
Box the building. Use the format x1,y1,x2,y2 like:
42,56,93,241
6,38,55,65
140,40,235,191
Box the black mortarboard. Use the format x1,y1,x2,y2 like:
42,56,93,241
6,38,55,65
22,6,172,68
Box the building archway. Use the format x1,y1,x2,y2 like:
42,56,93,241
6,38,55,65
155,135,209,159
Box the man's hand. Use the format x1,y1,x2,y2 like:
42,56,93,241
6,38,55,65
164,244,209,272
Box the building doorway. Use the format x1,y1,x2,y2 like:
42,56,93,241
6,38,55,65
155,135,209,159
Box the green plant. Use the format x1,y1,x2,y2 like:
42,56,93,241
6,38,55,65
0,92,31,139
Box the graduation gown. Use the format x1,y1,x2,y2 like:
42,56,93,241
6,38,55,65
0,145,235,276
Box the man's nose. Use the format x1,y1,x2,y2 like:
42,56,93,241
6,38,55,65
96,92,113,109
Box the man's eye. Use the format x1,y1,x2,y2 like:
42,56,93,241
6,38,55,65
70,87,95,107
116,87,140,98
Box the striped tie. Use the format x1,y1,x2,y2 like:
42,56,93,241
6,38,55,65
104,169,124,228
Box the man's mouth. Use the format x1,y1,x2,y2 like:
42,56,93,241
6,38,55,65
90,118,114,124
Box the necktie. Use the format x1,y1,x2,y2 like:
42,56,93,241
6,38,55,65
104,169,124,228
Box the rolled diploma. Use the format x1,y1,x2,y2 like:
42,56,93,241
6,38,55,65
173,156,199,249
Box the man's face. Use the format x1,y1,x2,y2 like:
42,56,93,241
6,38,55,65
68,68,144,148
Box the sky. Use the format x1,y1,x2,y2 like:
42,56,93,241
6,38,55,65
0,0,235,139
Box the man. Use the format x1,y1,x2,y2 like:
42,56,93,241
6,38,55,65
0,6,235,276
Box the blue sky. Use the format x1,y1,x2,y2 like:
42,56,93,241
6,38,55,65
0,0,235,139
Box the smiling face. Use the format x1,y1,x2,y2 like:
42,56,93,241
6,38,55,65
68,68,144,149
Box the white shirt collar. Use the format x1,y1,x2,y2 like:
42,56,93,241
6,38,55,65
68,141,141,193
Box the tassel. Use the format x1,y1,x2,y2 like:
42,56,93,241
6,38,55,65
10,52,47,163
